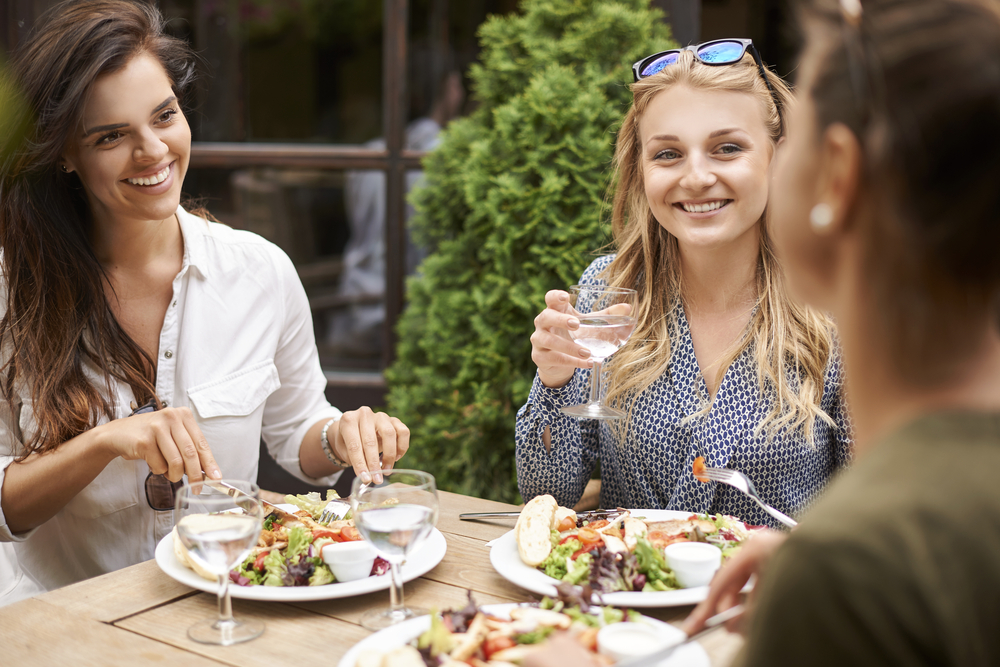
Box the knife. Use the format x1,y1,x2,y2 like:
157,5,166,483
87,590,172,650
614,604,744,667
458,509,627,521
202,477,299,523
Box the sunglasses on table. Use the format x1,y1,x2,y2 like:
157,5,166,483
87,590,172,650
631,38,784,132
129,398,184,511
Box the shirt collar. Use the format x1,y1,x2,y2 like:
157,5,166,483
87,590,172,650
175,205,212,281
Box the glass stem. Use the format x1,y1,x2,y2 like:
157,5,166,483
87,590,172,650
217,573,233,625
388,560,405,615
588,358,605,405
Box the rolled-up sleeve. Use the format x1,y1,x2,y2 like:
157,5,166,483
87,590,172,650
515,370,600,507
260,247,343,488
0,394,31,543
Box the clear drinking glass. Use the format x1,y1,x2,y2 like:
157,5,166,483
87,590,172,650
350,469,439,631
559,284,638,420
174,479,265,645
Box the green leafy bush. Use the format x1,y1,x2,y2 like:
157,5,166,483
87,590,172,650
386,0,674,502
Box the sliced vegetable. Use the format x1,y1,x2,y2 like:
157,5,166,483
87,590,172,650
692,456,710,483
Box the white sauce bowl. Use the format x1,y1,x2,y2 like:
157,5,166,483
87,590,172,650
321,540,377,582
664,542,722,588
597,621,681,661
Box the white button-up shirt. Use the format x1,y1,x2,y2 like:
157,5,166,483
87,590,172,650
0,207,342,606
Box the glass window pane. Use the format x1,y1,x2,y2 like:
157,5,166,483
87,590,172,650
161,0,384,144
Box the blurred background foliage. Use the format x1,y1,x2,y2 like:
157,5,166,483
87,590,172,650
0,57,30,167
387,0,674,503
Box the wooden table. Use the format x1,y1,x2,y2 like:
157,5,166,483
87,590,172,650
0,491,743,666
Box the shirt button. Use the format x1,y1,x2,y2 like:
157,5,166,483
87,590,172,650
164,350,173,359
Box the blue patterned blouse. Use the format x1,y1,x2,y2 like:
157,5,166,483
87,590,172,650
515,256,853,528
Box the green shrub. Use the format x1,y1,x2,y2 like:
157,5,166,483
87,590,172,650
386,0,674,503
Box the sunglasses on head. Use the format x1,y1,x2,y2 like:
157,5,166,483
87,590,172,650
631,38,784,132
129,398,184,512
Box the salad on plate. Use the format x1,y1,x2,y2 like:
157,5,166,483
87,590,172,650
515,493,762,595
347,593,695,667
172,490,389,587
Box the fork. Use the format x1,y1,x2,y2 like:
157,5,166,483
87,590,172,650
699,466,798,529
318,500,351,525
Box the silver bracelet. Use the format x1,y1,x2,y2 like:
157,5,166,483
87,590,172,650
320,418,350,468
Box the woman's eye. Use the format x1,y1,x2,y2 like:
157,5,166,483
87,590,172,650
98,131,123,145
718,143,743,155
655,149,681,160
157,109,178,124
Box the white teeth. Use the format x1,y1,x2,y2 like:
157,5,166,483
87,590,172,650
127,164,170,186
681,200,728,213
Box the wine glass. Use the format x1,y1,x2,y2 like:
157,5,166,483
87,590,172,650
560,284,638,420
174,479,265,645
350,469,438,631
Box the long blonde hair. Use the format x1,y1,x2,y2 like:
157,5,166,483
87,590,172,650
603,50,836,443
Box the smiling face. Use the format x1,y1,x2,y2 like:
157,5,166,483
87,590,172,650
62,52,190,228
638,84,773,254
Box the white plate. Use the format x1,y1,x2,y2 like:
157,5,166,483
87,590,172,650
155,514,447,602
491,509,740,607
337,602,709,667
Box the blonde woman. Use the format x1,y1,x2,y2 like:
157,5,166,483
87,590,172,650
516,40,852,527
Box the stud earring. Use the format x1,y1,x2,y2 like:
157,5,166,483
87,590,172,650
810,203,834,232
60,164,69,173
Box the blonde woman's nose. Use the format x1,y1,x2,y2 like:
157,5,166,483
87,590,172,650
679,152,718,191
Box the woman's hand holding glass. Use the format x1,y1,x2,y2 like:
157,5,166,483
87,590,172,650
100,405,220,483
531,289,603,388
533,285,637,419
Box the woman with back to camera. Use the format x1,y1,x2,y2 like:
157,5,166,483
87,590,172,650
0,0,409,607
678,0,1000,663
516,40,852,527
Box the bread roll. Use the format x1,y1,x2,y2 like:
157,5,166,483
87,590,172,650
172,527,218,581
516,494,557,567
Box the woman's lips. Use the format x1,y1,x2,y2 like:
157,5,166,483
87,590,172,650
121,161,176,194
125,162,171,186
675,199,732,214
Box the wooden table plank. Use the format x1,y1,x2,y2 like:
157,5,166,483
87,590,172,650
37,558,194,623
0,598,226,666
423,532,535,601
435,490,519,542
289,576,520,624
116,593,370,667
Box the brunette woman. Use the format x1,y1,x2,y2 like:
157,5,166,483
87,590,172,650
684,0,1000,663
0,0,409,606
516,41,852,526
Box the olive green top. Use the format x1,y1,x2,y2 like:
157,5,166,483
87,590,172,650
739,411,1000,666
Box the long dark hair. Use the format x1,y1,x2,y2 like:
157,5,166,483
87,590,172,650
799,0,1000,379
0,0,197,456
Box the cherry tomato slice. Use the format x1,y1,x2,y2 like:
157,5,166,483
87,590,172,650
340,526,363,542
312,529,341,541
556,516,577,532
559,533,581,545
571,541,602,560
576,528,601,544
585,519,610,530
253,551,268,572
